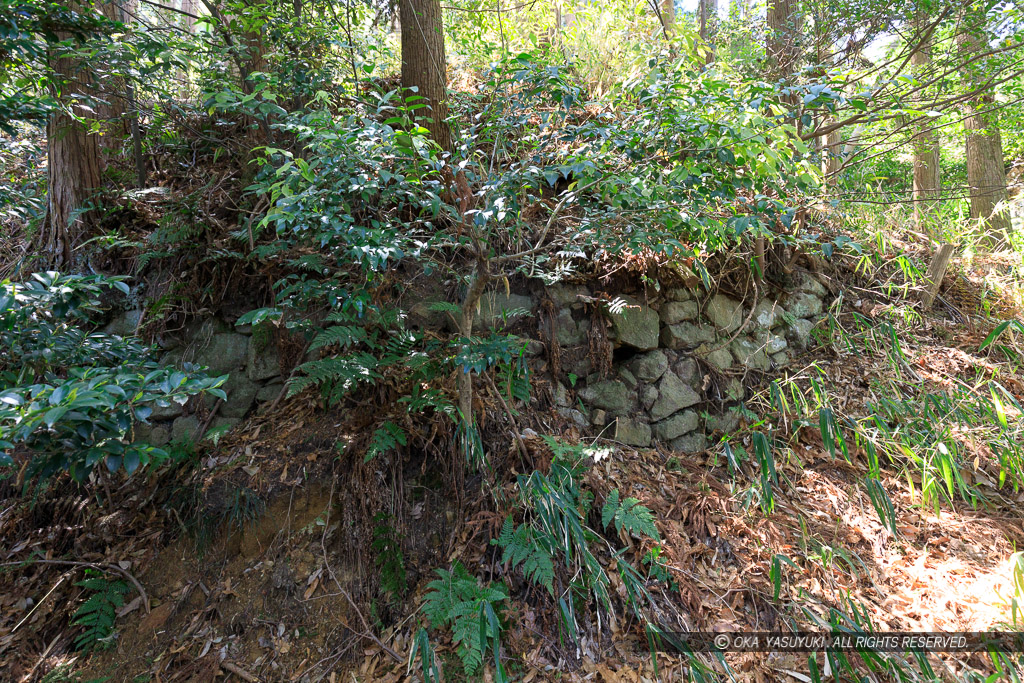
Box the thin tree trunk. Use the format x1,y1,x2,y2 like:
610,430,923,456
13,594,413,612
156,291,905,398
40,2,104,267
400,0,452,151
911,11,940,224
699,0,716,63
766,0,801,82
660,0,675,37
959,19,1010,246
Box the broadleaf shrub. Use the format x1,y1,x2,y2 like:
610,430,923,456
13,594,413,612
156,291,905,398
0,272,225,481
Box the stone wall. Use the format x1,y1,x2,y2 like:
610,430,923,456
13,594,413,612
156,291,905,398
115,270,828,450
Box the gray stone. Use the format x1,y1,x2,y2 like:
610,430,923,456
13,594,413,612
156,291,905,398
796,272,828,298
652,410,699,441
674,358,699,385
757,331,788,354
408,300,453,331
556,309,590,346
666,288,695,301
524,339,545,356
548,284,590,307
591,409,607,426
660,301,699,325
641,385,658,410
557,407,589,428
629,350,669,383
785,292,823,319
103,310,144,337
134,422,170,447
208,417,241,436
553,382,569,407
731,337,770,371
256,381,284,403
185,318,231,341
171,415,200,443
210,372,260,418
149,399,185,420
578,380,634,414
618,367,638,390
751,300,782,329
568,358,593,379
615,417,651,447
158,347,186,369
706,295,744,332
608,297,660,351
661,322,715,349
771,350,790,367
697,343,733,371
247,337,280,381
786,318,816,348
724,378,745,401
650,373,700,421
195,333,249,376
706,410,741,434
477,292,534,330
670,432,708,454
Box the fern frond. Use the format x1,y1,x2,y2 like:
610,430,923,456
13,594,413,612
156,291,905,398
365,421,407,462
602,488,660,541
72,575,128,652
308,325,367,351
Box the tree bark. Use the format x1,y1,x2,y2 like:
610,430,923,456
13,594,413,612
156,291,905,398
911,11,940,223
40,1,104,267
97,1,128,154
400,0,452,151
659,0,675,37
699,0,716,63
766,0,801,81
960,13,1010,245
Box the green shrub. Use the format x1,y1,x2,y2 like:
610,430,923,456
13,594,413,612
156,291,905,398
0,272,225,482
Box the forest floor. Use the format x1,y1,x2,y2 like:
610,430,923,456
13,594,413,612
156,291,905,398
4,237,1024,682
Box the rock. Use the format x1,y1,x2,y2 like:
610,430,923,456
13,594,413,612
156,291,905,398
608,296,660,351
209,417,241,436
158,347,186,369
256,381,284,403
618,367,638,390
628,350,669,382
771,350,790,366
556,309,590,346
578,380,634,414
785,292,823,319
591,409,607,426
408,300,452,331
660,301,699,325
731,337,769,371
557,407,589,428
615,417,651,447
149,398,185,420
756,330,788,354
697,343,733,371
568,358,593,378
171,415,200,443
661,322,715,349
673,358,699,385
195,333,249,376
652,410,699,441
134,422,170,447
524,339,545,356
211,372,260,418
548,284,590,307
477,292,534,330
641,385,658,410
103,310,143,337
553,382,570,407
786,318,816,348
247,337,280,381
796,272,828,297
650,373,699,421
706,294,744,332
724,378,745,401
670,432,708,454
185,318,230,341
666,288,695,301
706,410,741,434
751,300,782,329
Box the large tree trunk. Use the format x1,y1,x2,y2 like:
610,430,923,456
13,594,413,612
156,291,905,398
400,0,452,151
911,12,940,222
40,2,104,267
959,18,1010,245
659,0,675,36
699,0,716,63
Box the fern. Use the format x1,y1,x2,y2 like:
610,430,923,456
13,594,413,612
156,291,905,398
364,421,407,462
372,513,407,603
601,488,660,541
72,574,128,652
422,563,506,676
287,352,381,400
492,517,555,593
308,325,367,351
